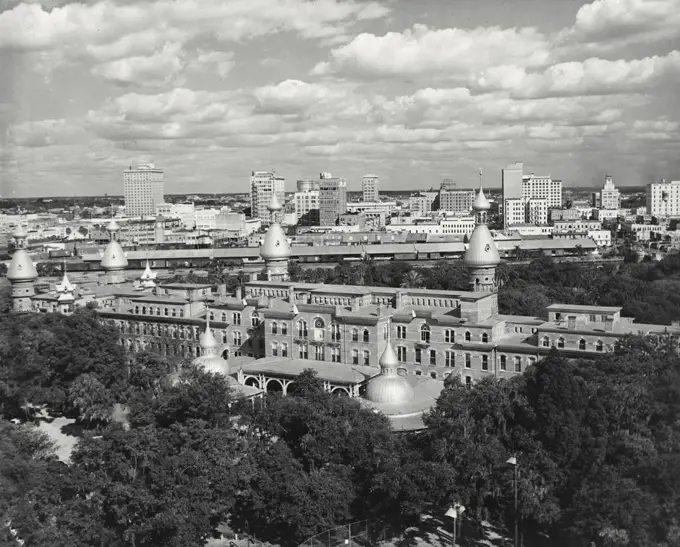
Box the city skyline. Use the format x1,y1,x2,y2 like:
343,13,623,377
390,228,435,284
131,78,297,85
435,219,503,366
1,0,680,197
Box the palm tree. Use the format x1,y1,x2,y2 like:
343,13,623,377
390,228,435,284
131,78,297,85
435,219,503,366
400,270,424,288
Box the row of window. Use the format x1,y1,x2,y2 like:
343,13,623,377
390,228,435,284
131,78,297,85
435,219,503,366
541,336,604,351
134,305,185,318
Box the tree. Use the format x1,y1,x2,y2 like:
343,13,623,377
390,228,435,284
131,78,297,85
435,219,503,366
400,270,424,289
68,373,114,425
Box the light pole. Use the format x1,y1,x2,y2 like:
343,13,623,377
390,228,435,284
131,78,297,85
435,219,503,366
507,456,518,547
445,503,466,547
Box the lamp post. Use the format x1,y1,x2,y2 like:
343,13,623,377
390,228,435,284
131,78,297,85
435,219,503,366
507,456,518,547
445,503,466,547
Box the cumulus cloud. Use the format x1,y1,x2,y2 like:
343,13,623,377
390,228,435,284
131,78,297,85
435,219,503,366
6,118,87,147
253,80,348,114
312,24,551,79
91,43,186,87
188,50,234,79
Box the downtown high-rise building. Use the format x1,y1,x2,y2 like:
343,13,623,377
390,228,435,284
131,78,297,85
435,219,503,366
295,179,320,226
647,179,680,218
522,174,562,208
362,174,379,202
250,171,285,225
599,175,621,210
318,173,347,226
123,161,165,217
501,162,561,227
438,179,474,213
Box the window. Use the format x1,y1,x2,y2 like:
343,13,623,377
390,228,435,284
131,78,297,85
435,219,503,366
421,325,431,343
397,325,407,339
352,328,359,342
314,318,324,329
164,308,169,316
542,336,550,347
397,346,407,362
579,339,586,350
251,312,260,327
221,312,227,322
595,340,603,351
362,329,369,343
141,306,146,315
465,376,472,389
500,355,507,370
281,342,288,357
589,314,596,322
271,342,278,357
363,350,370,365
298,343,309,359
514,356,522,372
415,348,422,363
271,321,278,334
465,354,471,368
464,331,471,342
482,355,488,371
430,372,437,379
331,323,341,342
315,345,325,361
445,329,455,343
529,357,536,366
445,351,455,367
429,349,437,366
209,311,215,321
281,322,288,335
233,312,241,325
352,349,359,364
297,321,308,338
481,333,489,343
331,347,341,362
233,331,242,346
557,337,565,349
172,308,177,317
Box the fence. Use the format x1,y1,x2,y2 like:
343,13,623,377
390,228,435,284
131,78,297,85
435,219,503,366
298,519,402,547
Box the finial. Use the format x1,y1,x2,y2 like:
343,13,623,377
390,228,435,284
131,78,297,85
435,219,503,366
479,168,483,190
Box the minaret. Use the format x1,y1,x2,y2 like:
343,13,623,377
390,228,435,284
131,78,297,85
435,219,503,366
6,224,38,312
56,260,77,315
192,311,231,377
365,326,415,404
259,193,291,282
101,219,128,284
464,169,500,293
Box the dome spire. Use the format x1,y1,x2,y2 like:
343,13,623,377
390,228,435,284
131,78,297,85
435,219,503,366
366,321,415,405
199,307,219,354
7,224,38,312
259,192,291,282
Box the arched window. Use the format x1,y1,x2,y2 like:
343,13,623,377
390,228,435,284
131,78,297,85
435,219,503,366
251,312,260,327
281,322,288,335
352,349,359,364
397,346,407,362
363,329,369,343
579,339,586,350
156,307,161,316
164,308,169,316
595,340,603,352
271,342,278,357
280,342,288,357
134,306,139,314
481,333,489,343
172,308,177,317
209,311,214,321
557,337,565,349
297,321,308,338
271,321,278,334
352,328,359,342
141,306,146,314
421,325,431,343
542,336,550,347
221,312,227,322
464,331,471,342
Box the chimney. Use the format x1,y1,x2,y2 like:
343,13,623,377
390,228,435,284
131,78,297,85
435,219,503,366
351,297,360,312
289,287,296,303
395,291,405,309
235,286,243,301
604,317,614,332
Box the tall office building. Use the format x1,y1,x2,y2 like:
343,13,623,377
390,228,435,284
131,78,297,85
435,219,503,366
501,161,524,228
438,180,474,213
599,175,621,210
522,174,562,208
647,180,680,217
318,173,347,226
362,174,379,202
250,171,285,225
294,189,320,226
123,161,165,217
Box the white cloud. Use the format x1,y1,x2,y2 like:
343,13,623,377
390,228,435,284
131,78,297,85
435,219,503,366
6,118,86,147
311,23,550,78
253,79,348,114
189,50,234,79
91,43,186,87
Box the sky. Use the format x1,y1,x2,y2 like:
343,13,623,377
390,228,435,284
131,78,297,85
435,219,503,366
0,0,679,197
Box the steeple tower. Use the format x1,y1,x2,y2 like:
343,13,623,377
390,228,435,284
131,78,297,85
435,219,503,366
140,259,157,289
7,224,38,312
56,260,77,315
259,193,291,282
464,169,500,293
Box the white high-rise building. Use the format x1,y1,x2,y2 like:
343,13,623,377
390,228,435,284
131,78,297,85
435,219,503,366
600,175,621,210
522,174,562,208
250,171,285,225
362,174,379,202
123,161,165,217
294,190,320,226
647,180,680,217
503,198,526,227
526,198,548,225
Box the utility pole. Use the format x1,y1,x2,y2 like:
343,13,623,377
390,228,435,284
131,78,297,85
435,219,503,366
507,456,519,547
